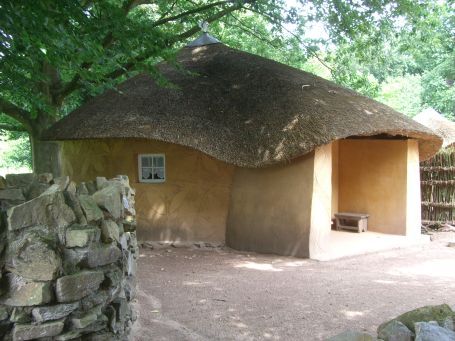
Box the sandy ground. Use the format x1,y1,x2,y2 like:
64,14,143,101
133,233,455,341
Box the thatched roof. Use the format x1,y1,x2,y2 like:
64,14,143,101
45,42,441,167
414,108,455,149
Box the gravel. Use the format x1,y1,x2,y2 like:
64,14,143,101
133,233,455,341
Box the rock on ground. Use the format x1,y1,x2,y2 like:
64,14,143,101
415,322,455,341
378,320,413,341
382,304,455,333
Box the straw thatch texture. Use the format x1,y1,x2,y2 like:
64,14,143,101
45,44,441,167
414,108,455,149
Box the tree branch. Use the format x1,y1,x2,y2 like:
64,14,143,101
157,0,178,21
58,0,139,101
90,2,246,85
224,13,281,48
0,98,33,132
246,7,335,74
0,123,27,132
175,2,244,41
59,1,241,100
151,1,229,28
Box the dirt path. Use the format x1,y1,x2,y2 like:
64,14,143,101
133,234,455,340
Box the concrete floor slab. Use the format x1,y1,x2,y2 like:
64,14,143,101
133,233,455,341
312,230,430,261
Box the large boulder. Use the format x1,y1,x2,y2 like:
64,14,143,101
415,322,455,341
76,182,89,195
13,319,64,340
70,305,102,329
38,173,53,184
0,188,25,202
5,227,61,281
1,273,53,306
96,177,108,190
379,305,455,333
0,306,8,321
65,225,99,248
378,320,413,341
26,181,50,200
85,243,122,268
101,220,119,243
5,173,36,188
55,271,104,303
79,194,104,223
53,176,70,191
63,191,88,225
0,176,6,189
80,290,110,311
62,247,90,274
32,302,79,323
92,185,122,220
7,191,75,231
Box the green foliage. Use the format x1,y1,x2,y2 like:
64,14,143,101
0,0,453,170
377,75,423,117
421,59,455,120
0,133,32,171
324,0,454,119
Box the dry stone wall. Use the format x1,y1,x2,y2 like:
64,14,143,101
0,173,137,340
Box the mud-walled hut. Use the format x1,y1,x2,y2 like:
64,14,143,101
44,33,442,259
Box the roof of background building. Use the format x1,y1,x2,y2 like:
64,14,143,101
414,108,455,149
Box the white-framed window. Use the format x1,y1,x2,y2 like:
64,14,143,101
138,154,165,183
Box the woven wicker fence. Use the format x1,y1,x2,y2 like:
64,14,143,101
420,148,455,225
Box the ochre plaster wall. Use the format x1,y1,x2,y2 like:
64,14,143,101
226,153,315,258
61,139,234,242
337,139,418,235
309,144,333,258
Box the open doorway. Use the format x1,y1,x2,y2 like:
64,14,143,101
332,137,421,236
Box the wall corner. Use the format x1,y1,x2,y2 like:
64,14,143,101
406,139,422,237
309,143,332,259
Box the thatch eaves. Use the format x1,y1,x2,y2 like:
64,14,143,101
44,43,442,167
414,108,455,149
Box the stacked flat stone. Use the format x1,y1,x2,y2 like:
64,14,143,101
0,173,137,341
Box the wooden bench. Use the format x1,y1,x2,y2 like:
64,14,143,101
335,213,369,233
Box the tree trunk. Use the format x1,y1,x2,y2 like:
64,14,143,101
30,133,61,176
32,140,61,176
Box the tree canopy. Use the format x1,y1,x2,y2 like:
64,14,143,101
327,0,454,118
0,0,453,172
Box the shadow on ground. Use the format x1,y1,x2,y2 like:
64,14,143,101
133,233,455,341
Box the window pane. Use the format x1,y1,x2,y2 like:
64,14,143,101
141,167,153,179
153,168,165,180
154,156,164,167
141,156,150,167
